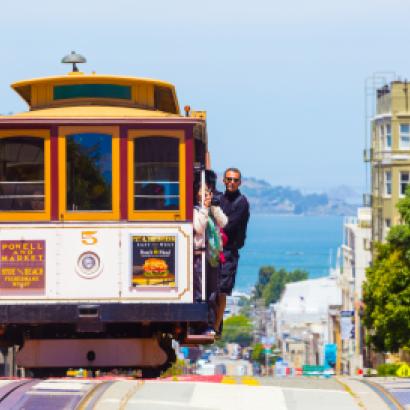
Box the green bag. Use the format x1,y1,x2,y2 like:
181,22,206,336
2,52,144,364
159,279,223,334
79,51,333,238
206,216,222,267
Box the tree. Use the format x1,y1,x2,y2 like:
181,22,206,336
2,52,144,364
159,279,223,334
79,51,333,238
363,188,410,352
254,266,276,299
287,269,309,282
220,315,253,346
251,343,265,364
257,267,308,306
251,343,277,365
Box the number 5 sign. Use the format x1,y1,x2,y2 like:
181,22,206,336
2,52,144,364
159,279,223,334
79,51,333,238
81,231,98,245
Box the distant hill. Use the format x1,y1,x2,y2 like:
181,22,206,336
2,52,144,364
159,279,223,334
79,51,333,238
325,185,363,205
229,177,359,216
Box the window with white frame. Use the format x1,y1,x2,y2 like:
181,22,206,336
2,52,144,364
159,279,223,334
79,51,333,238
385,124,392,149
400,124,410,149
400,171,410,196
384,170,392,196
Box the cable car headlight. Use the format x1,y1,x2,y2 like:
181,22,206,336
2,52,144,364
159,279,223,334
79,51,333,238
76,252,101,278
82,255,96,270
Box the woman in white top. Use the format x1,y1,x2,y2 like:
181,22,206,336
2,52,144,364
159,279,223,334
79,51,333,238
193,182,228,335
193,185,228,250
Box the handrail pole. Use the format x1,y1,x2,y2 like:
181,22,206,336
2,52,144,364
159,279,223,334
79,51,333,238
201,169,206,301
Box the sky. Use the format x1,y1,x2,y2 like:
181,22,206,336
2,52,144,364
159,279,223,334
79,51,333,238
0,0,409,192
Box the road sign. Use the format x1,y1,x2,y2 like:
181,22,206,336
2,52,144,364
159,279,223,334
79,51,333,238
302,365,325,376
396,363,410,378
340,310,354,317
340,311,354,340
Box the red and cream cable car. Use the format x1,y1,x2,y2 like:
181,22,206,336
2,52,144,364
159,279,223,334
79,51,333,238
0,53,211,377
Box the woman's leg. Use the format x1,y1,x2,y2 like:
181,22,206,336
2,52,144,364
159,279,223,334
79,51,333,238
193,254,202,302
206,263,219,328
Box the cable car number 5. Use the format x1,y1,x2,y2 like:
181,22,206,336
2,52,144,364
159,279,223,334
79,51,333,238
81,231,98,245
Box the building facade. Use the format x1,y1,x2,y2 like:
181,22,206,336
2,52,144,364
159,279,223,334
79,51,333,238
274,276,342,369
369,81,410,243
340,207,372,374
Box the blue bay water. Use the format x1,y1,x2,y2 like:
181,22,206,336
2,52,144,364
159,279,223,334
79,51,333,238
235,214,344,292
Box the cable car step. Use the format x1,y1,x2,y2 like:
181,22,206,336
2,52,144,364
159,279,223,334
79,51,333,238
182,334,215,345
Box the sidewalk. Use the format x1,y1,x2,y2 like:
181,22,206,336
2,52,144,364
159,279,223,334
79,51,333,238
366,377,410,409
336,376,390,410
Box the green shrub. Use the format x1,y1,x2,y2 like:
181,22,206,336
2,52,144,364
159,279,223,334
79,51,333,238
376,363,400,376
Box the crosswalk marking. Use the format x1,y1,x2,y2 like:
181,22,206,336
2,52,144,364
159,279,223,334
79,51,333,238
221,376,261,385
241,376,261,386
221,376,236,384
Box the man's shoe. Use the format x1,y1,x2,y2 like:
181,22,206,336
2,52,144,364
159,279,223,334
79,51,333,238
203,327,216,337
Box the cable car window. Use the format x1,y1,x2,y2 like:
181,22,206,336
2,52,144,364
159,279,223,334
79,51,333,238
0,137,44,211
134,137,179,211
67,133,112,211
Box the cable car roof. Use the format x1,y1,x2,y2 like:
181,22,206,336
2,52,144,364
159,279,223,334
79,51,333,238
11,73,180,115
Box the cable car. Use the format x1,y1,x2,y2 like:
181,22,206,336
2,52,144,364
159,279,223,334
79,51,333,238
0,53,212,377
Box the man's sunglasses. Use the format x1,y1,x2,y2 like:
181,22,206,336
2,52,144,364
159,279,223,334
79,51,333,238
225,177,240,182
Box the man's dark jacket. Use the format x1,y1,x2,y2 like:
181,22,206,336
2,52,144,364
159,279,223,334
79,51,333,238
220,190,250,250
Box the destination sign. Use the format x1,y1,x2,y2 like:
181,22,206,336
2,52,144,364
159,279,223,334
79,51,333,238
0,240,45,291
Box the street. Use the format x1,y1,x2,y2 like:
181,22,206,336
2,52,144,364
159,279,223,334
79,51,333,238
0,374,408,409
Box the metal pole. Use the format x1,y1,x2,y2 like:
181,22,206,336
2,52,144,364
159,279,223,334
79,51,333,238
201,170,206,301
336,318,342,375
265,352,269,376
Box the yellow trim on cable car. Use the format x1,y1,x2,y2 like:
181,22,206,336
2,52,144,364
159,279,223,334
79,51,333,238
3,106,181,119
127,130,186,221
58,126,120,221
0,129,51,222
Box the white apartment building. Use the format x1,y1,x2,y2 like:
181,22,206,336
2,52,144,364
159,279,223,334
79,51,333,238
274,276,342,368
340,207,372,374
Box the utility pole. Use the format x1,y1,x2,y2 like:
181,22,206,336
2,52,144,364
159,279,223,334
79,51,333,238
335,318,342,375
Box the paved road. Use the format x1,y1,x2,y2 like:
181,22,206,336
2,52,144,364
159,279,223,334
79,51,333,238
0,376,400,409
109,378,360,410
257,375,344,390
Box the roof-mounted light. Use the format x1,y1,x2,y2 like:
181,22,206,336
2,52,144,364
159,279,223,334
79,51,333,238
61,51,86,73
